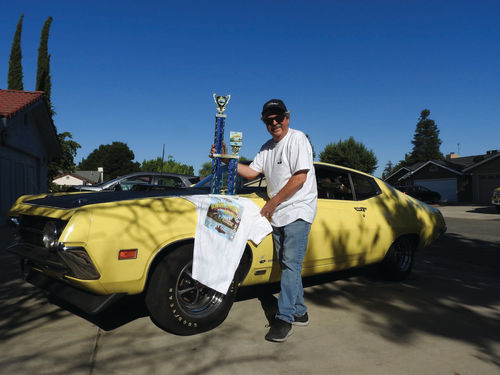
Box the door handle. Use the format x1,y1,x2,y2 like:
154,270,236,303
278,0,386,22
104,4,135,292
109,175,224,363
354,207,367,212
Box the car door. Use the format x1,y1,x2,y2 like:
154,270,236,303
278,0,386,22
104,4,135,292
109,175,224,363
348,172,393,264
306,165,366,272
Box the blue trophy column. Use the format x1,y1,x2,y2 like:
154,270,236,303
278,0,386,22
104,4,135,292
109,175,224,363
227,158,237,195
210,114,226,194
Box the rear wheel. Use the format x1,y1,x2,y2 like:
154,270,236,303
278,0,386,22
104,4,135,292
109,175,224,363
145,243,238,335
379,237,415,281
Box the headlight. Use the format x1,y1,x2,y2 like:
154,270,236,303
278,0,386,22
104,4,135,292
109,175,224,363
42,221,60,248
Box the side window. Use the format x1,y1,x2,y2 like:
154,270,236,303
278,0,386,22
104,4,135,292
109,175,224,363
124,175,152,184
158,176,182,187
120,175,152,190
350,173,381,200
315,166,353,200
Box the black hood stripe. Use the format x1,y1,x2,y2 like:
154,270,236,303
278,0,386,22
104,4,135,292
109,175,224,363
25,188,210,209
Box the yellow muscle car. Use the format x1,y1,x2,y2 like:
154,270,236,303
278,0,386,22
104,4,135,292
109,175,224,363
7,162,446,335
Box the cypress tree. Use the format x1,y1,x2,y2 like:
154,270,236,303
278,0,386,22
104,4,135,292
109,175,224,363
8,14,24,90
36,16,54,116
408,109,444,163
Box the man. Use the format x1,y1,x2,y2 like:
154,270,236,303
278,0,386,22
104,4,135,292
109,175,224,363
212,99,317,342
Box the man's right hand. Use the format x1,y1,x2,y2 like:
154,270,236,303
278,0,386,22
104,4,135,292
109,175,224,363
209,142,229,163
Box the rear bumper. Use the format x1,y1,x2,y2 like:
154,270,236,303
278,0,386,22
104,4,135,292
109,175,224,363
24,267,124,315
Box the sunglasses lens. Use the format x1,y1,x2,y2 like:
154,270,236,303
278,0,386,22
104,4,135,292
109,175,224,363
264,114,284,125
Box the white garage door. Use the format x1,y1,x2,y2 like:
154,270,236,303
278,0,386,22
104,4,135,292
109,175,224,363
415,178,457,203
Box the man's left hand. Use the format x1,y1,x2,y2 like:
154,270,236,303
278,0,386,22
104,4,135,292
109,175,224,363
261,199,278,221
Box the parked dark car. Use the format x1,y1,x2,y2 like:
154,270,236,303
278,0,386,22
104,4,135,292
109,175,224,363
69,172,198,192
398,185,441,204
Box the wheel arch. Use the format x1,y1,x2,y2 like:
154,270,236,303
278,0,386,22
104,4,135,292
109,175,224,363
143,239,254,293
144,238,194,293
393,233,420,250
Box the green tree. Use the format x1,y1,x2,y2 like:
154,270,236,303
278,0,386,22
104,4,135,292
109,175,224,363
55,132,81,171
8,14,24,90
199,161,213,177
198,156,249,177
36,17,54,116
305,134,316,160
78,142,140,180
48,132,82,188
408,109,444,164
381,160,394,180
141,156,194,175
319,137,378,174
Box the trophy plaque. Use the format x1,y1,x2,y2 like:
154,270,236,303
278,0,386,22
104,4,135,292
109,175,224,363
211,94,242,195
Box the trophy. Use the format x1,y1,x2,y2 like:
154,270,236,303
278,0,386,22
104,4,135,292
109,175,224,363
211,94,242,195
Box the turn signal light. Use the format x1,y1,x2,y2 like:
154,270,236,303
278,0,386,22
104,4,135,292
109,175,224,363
119,249,138,260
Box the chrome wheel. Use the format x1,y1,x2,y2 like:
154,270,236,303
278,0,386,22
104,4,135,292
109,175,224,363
146,243,238,335
380,237,415,280
175,260,225,318
391,238,413,273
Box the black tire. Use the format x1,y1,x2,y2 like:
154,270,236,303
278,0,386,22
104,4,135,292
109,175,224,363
496,205,500,213
145,243,238,335
379,237,415,281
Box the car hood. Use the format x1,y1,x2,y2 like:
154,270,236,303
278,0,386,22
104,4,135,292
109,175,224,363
22,188,210,210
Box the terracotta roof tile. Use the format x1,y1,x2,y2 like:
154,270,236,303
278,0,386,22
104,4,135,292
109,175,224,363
0,89,45,118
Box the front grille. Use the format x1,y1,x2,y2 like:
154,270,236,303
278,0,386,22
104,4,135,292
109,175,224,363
10,215,100,280
18,215,68,247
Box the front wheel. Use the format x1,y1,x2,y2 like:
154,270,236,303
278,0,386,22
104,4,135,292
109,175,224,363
145,243,238,335
379,237,415,281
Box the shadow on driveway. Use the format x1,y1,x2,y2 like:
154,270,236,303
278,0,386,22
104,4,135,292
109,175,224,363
466,206,499,215
1,224,499,367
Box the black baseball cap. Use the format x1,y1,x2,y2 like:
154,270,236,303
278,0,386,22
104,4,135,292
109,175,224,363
261,99,288,119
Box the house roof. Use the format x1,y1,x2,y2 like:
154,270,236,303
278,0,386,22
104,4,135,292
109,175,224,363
54,171,103,185
463,151,500,172
0,89,45,119
385,150,500,182
54,173,96,185
75,171,103,184
401,160,463,180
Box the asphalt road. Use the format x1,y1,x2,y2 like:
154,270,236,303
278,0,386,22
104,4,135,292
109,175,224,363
0,206,499,375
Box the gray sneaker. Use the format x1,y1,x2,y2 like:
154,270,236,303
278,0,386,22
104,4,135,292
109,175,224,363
292,312,309,326
265,319,293,342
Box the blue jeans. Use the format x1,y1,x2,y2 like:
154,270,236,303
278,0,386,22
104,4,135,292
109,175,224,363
272,219,311,323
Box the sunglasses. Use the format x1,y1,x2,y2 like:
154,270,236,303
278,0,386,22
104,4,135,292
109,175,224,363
262,113,286,126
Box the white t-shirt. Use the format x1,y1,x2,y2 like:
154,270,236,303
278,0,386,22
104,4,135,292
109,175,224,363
249,128,318,227
183,195,272,294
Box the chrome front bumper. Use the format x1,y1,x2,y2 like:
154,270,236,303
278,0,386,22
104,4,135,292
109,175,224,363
7,242,100,280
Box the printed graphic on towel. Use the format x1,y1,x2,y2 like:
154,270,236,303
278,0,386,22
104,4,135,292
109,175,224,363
205,197,243,241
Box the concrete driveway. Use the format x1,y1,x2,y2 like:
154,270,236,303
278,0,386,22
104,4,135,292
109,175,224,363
1,206,499,375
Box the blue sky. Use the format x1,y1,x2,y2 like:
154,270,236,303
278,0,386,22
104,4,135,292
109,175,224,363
2,0,499,178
